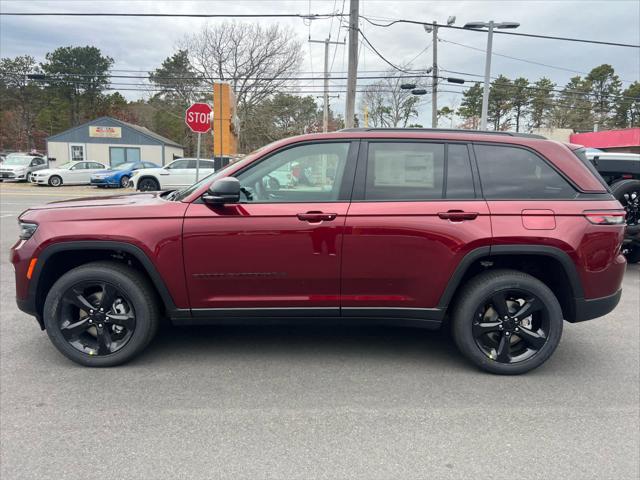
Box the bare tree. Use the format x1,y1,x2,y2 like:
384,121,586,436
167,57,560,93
180,22,303,147
360,72,421,127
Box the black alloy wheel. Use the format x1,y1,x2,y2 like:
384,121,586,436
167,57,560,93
44,261,159,366
452,270,563,375
58,281,136,356
472,289,550,364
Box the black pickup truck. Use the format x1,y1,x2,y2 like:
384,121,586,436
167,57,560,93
585,150,640,263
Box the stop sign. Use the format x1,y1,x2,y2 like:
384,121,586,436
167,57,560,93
185,103,212,133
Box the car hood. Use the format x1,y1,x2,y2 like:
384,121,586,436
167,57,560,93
25,192,164,211
32,168,64,175
91,169,120,176
133,167,166,176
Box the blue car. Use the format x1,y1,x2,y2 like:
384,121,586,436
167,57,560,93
90,161,160,188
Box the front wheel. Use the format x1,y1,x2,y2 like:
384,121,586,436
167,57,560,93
26,172,33,183
43,261,159,367
138,178,160,191
48,175,62,187
452,270,563,375
119,175,130,188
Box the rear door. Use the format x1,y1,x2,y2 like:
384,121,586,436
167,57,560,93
341,140,492,319
182,140,358,315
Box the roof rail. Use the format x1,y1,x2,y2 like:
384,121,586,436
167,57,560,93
339,127,546,140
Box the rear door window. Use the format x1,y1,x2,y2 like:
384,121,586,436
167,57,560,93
474,144,576,199
364,142,445,200
446,144,475,199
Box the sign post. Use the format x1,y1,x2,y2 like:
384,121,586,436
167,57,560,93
185,103,213,181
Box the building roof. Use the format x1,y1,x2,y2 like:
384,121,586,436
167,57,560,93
569,128,640,149
115,118,183,147
46,116,183,148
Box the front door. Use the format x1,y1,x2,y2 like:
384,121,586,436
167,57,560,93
183,141,357,316
341,140,492,319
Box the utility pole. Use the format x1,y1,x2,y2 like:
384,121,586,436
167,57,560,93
431,21,438,129
309,37,344,132
345,0,359,128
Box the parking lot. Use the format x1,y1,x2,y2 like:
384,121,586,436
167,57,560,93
0,182,638,480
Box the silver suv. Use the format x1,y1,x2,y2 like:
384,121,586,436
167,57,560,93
0,154,48,182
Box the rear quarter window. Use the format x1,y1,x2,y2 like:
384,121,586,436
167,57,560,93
474,144,577,199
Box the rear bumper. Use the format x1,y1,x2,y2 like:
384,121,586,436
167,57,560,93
571,289,622,322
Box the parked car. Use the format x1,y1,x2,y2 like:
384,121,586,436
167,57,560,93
0,154,48,182
90,161,160,188
130,158,216,191
30,161,108,186
11,129,626,373
583,150,640,263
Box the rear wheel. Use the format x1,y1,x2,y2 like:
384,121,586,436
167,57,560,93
452,270,563,375
138,177,160,191
43,261,159,367
48,175,62,187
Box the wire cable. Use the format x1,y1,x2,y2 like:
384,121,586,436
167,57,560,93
360,16,640,48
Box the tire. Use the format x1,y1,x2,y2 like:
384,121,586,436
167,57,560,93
611,179,640,263
119,175,130,188
26,172,33,183
451,269,563,375
48,175,62,187
138,177,160,191
43,261,159,367
625,247,640,264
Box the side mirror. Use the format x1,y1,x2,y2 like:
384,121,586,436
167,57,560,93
202,177,241,205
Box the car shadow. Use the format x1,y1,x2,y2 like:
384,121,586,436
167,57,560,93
140,323,467,368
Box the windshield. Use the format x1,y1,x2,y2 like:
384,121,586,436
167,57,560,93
3,156,32,166
114,162,135,171
56,162,74,170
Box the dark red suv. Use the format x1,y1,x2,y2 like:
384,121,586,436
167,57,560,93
11,129,627,374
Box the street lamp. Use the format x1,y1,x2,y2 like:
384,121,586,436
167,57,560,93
464,20,520,130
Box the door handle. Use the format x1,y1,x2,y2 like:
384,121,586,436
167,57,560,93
438,210,479,221
297,211,338,222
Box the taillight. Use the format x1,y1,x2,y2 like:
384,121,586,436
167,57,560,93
583,210,626,225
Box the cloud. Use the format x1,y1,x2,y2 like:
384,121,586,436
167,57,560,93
1,0,638,126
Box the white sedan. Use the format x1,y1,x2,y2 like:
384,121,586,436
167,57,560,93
130,158,216,191
30,161,108,187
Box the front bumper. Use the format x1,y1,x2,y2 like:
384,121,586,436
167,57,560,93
31,176,49,184
90,178,118,186
0,171,27,180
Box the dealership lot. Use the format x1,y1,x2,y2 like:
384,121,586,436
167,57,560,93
0,183,638,479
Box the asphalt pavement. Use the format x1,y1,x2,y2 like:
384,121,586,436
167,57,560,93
1,182,639,480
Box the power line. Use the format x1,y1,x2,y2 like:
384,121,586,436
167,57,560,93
440,38,638,83
360,15,640,48
0,12,343,19
357,28,415,74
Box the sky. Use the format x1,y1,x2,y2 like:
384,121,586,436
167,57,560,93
1,0,639,127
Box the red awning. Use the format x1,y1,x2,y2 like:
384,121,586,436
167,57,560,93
569,128,640,148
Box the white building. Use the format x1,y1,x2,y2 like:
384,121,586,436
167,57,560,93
46,116,184,167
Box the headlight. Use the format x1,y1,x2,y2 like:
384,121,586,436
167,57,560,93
130,170,140,177
19,222,38,240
